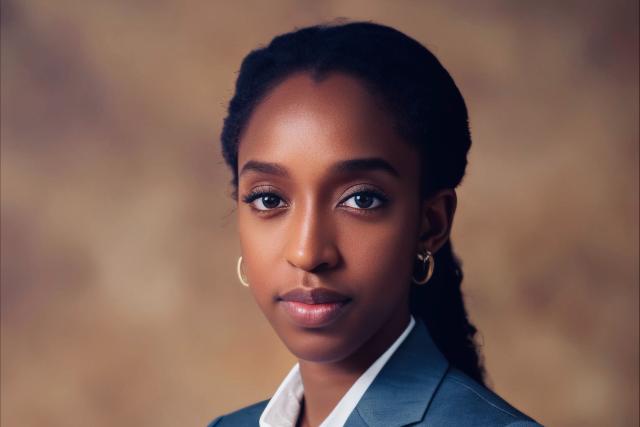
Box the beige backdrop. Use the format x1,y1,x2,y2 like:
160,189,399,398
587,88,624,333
1,1,638,426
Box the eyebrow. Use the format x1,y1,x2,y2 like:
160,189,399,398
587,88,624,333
239,157,400,179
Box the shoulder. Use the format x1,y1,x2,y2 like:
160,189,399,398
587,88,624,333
205,399,270,427
426,366,543,426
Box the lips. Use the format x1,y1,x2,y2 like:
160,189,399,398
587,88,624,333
279,287,351,304
278,287,352,328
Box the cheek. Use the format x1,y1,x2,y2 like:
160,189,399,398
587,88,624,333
338,209,418,303
237,209,288,315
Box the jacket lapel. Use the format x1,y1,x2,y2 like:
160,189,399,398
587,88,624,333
344,317,449,427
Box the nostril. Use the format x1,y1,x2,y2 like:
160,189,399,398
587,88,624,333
310,262,331,274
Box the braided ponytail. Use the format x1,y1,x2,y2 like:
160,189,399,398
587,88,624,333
410,239,485,385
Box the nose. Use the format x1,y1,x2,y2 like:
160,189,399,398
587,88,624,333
285,202,340,273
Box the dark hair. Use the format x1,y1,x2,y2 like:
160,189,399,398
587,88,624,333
219,20,486,385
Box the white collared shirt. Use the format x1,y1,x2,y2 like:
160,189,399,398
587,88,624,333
259,315,416,427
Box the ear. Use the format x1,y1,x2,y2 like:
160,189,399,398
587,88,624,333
417,188,457,254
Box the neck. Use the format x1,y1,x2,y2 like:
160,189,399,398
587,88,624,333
296,306,411,427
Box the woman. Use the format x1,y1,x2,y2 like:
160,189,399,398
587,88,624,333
208,21,543,427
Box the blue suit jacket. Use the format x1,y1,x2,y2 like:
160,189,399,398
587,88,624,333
207,318,543,426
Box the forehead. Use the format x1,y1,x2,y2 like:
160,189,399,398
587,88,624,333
237,71,419,178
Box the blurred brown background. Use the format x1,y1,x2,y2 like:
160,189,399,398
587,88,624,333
1,1,638,426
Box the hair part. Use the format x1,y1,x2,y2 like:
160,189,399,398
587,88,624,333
220,20,486,385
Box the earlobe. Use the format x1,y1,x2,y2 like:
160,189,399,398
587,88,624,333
418,188,457,254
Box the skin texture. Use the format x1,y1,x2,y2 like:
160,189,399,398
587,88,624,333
236,71,456,427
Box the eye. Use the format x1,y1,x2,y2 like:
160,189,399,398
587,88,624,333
340,190,388,210
242,189,287,211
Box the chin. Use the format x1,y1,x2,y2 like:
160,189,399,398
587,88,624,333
287,338,353,364
275,321,362,364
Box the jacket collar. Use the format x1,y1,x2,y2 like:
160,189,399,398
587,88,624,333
345,317,450,427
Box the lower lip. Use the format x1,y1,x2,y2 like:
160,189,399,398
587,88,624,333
279,300,351,328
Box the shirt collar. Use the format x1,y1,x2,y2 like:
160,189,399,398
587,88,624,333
259,315,416,427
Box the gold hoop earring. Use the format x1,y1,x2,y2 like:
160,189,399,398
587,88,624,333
412,250,435,285
237,256,250,287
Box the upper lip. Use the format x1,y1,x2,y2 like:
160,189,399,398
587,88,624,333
279,287,351,304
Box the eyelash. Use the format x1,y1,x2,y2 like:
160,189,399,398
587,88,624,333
241,186,389,215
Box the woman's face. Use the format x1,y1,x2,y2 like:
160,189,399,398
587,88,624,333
236,71,425,363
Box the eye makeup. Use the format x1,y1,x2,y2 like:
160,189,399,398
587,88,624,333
240,184,390,216
338,184,389,214
241,185,289,213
